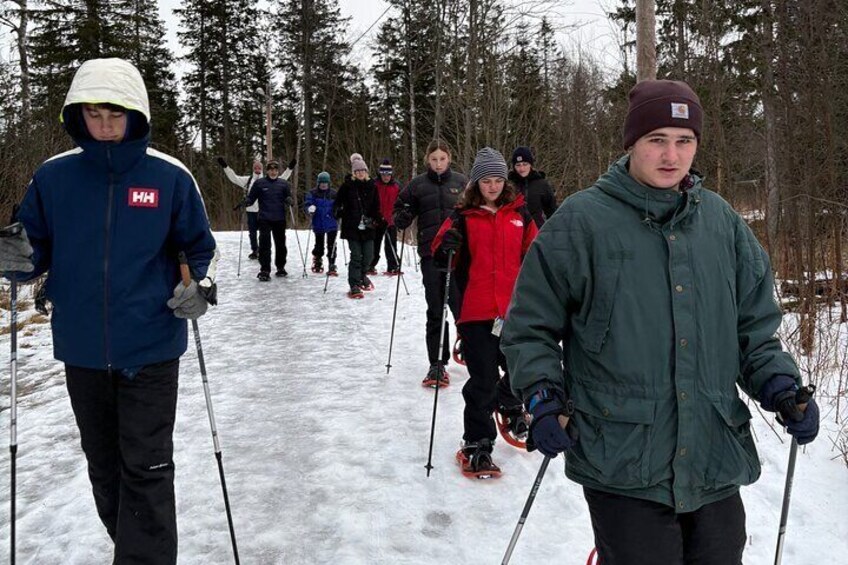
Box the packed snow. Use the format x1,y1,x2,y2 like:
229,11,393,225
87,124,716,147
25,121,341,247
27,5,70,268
0,230,846,564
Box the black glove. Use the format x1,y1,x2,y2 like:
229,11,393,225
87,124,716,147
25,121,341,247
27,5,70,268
394,206,414,229
288,158,297,170
285,196,294,207
440,228,463,252
334,206,343,219
216,156,227,168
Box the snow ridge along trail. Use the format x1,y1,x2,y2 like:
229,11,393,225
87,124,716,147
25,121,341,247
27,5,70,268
0,230,845,563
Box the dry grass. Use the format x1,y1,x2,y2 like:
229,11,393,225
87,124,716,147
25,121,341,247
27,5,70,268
0,312,49,336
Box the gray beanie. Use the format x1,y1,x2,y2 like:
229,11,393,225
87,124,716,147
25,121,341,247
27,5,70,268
469,147,508,184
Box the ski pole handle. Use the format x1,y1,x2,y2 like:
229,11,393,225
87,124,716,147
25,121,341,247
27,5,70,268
178,252,191,287
0,222,22,237
795,384,815,412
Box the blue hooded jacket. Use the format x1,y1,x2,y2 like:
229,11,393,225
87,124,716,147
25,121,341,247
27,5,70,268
16,58,218,370
304,186,338,234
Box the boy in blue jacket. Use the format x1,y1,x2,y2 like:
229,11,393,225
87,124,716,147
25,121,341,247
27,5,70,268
0,58,218,563
304,171,339,275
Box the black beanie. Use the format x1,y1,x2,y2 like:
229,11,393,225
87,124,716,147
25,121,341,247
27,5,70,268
623,80,703,149
511,146,534,166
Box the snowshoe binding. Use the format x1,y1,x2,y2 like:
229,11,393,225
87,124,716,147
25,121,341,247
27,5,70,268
360,277,375,291
495,405,531,449
452,336,466,366
311,257,324,273
455,439,502,479
327,264,338,277
421,363,450,388
275,268,288,278
366,268,378,276
347,285,365,299
257,271,271,282
248,251,258,260
383,268,404,276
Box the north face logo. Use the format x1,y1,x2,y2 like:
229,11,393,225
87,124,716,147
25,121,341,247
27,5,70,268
511,219,524,227
128,188,159,208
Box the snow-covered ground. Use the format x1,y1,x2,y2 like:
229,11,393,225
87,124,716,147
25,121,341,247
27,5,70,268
0,230,846,564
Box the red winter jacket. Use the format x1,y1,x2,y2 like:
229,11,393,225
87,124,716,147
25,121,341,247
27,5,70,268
375,178,400,226
432,196,538,324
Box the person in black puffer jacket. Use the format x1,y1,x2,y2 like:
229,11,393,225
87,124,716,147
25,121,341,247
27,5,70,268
507,146,557,228
333,153,380,297
393,139,467,386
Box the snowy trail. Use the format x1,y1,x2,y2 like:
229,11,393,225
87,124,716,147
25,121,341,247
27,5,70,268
0,230,846,564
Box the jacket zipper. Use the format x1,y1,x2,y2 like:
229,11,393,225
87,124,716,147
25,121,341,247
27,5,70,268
104,148,114,369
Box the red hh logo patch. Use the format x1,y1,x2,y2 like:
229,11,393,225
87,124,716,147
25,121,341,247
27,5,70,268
128,188,159,208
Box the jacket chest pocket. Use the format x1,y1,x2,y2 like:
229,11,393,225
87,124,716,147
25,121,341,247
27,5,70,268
579,261,622,353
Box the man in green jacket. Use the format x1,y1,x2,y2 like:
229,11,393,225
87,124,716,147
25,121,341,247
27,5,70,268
501,79,819,564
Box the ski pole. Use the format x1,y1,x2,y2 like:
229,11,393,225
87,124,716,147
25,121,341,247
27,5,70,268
288,206,308,278
502,456,552,564
178,253,240,564
2,219,23,565
303,228,312,275
424,249,454,477
236,210,245,279
385,230,407,374
774,385,815,565
384,228,408,296
342,239,348,266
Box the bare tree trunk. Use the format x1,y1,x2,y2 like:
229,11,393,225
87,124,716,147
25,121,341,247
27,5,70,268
301,0,313,190
12,0,30,122
761,0,780,257
405,1,417,178
221,7,230,156
636,0,657,81
433,0,443,141
463,0,478,170
200,10,207,154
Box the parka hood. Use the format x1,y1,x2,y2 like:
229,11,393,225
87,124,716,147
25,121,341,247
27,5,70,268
61,58,151,143
595,155,703,227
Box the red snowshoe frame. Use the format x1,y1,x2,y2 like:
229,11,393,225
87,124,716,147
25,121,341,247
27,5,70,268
452,336,465,366
455,448,502,480
494,409,529,449
422,368,450,388
587,548,601,564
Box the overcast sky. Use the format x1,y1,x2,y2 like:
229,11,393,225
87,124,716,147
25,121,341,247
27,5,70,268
155,0,623,76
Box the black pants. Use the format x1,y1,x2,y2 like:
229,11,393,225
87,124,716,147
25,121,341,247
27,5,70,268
584,488,746,565
421,256,461,364
258,219,287,273
312,230,338,264
246,211,259,253
66,360,180,565
371,224,399,271
459,321,522,442
347,238,374,286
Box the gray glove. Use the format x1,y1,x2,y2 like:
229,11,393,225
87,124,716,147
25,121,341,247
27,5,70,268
0,225,35,273
167,280,211,319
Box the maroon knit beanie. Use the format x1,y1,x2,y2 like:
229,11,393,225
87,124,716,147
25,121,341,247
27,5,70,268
623,80,703,149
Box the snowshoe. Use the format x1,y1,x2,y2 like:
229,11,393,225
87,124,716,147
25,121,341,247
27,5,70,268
347,285,365,299
275,268,288,278
366,268,378,276
383,268,404,276
455,439,502,479
452,336,466,366
257,271,271,282
421,364,450,388
311,257,324,273
587,548,600,565
360,276,375,291
248,251,258,260
494,406,531,449
327,264,339,277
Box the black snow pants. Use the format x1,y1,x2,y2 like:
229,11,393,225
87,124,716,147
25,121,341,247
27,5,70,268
258,219,287,274
584,487,746,565
458,320,522,443
66,359,180,565
420,256,461,364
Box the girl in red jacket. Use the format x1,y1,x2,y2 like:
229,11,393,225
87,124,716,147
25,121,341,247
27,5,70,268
432,147,538,478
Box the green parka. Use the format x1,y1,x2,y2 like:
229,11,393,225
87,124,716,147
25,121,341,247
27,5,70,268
502,156,800,512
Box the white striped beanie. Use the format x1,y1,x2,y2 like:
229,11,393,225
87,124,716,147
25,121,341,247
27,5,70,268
469,147,508,184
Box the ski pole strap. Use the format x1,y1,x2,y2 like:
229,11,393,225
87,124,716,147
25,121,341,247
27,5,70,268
177,252,192,287
0,222,22,237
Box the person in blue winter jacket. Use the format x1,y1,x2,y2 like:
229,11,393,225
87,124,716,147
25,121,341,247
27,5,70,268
0,58,218,564
242,159,293,280
304,171,339,275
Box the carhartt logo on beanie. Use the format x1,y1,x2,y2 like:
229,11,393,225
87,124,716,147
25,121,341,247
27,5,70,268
511,146,534,166
470,147,508,184
623,80,703,149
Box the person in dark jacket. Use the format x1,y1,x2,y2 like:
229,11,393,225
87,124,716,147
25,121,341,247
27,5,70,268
305,171,338,274
507,146,557,228
370,158,401,275
218,155,295,260
393,139,467,386
432,147,538,478
243,159,293,280
333,154,380,297
0,58,218,564
501,80,820,565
